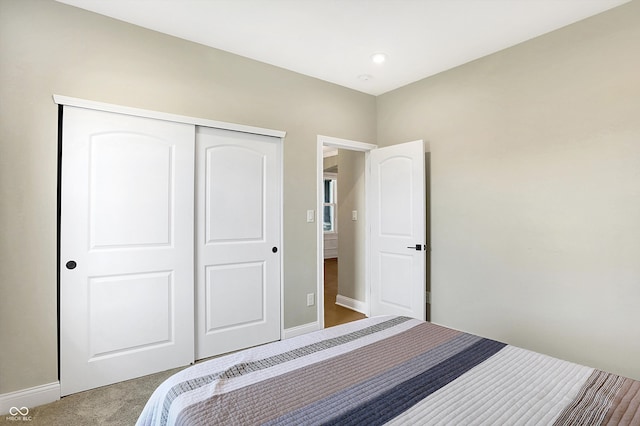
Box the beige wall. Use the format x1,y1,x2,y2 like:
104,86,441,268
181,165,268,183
337,150,367,302
378,1,640,380
323,155,338,173
0,0,376,394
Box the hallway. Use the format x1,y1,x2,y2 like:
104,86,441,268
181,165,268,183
323,258,366,328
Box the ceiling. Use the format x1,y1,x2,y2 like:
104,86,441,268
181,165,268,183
56,0,629,96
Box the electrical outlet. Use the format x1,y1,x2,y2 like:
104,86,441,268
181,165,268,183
351,210,358,221
307,293,315,307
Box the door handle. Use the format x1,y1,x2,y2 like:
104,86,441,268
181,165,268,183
406,244,424,251
66,260,77,270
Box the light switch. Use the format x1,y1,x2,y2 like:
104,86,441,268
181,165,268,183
306,210,315,223
352,210,358,221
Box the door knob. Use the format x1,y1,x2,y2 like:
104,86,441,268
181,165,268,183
272,247,278,253
406,244,424,251
66,260,77,270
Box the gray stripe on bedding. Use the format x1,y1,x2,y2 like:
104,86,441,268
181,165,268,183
554,370,626,426
265,333,483,425
324,338,507,426
160,316,412,426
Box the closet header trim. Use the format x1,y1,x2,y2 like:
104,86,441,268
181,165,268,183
53,95,286,139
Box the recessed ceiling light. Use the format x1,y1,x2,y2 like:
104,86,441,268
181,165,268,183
357,74,373,81
371,53,387,64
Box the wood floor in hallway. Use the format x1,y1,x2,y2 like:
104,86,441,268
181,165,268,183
323,258,366,328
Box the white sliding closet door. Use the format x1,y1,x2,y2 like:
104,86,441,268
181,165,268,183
196,127,281,359
60,107,195,396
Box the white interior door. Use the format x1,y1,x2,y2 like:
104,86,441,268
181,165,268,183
60,107,195,396
370,140,426,320
196,127,281,359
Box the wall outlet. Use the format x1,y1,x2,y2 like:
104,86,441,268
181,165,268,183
351,210,358,221
307,293,315,307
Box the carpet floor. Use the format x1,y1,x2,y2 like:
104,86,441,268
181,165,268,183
6,366,184,425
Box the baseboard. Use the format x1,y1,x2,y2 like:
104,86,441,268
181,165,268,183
336,294,367,315
283,321,320,339
0,382,60,415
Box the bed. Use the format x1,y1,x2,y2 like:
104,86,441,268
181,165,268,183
137,315,640,425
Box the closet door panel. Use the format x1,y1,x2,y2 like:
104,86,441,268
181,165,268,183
89,134,173,248
60,106,195,396
206,144,265,241
196,127,281,359
205,262,265,330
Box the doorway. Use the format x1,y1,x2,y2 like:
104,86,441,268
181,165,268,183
317,136,377,329
322,148,366,327
316,136,428,330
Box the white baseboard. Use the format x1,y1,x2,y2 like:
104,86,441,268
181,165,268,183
283,321,320,339
336,294,367,315
0,382,60,415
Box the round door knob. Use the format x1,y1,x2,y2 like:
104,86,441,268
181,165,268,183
272,247,278,253
66,260,77,270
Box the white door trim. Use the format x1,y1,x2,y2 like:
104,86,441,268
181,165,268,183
316,135,377,329
53,95,286,139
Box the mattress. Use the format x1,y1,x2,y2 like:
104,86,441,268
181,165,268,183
136,316,640,425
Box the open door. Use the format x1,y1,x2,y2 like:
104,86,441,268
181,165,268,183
369,140,426,320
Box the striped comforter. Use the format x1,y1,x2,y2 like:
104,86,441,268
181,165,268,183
137,316,640,425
